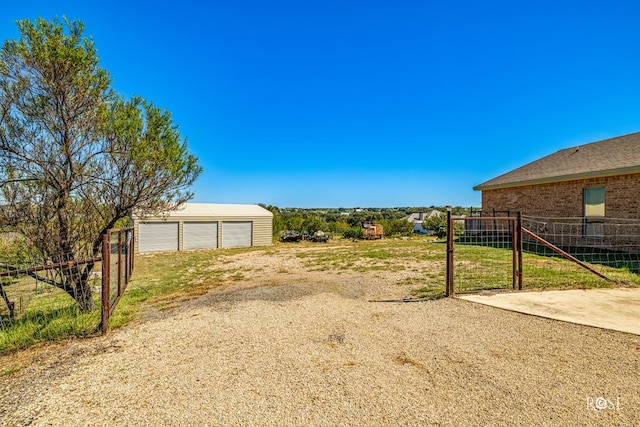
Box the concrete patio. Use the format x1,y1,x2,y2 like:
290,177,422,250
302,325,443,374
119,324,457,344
458,287,640,335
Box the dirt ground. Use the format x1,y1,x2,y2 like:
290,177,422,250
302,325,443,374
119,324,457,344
1,245,639,426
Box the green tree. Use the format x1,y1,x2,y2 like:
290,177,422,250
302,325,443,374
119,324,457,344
328,220,350,235
302,216,328,234
423,213,463,239
285,215,304,232
0,18,201,311
346,211,382,228
342,227,363,240
379,219,414,237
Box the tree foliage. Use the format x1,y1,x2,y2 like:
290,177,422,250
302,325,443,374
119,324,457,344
266,207,478,240
379,219,413,237
423,212,463,239
0,18,201,311
342,227,363,240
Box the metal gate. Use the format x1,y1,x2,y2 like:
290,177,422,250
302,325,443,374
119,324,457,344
445,214,521,296
445,210,617,296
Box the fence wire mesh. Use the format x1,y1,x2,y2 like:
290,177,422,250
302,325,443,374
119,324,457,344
0,248,102,352
451,217,517,293
522,216,640,274
104,228,134,320
0,228,135,351
448,215,640,295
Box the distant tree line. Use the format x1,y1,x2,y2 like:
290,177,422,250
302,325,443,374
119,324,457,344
260,205,475,239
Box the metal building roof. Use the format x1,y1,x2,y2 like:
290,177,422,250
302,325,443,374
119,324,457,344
135,203,273,220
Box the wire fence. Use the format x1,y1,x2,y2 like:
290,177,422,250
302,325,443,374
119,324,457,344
522,216,640,273
0,252,102,351
0,228,134,352
447,217,519,294
446,213,640,295
101,228,134,333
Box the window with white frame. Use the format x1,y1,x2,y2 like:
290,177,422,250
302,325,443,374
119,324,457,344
584,187,604,238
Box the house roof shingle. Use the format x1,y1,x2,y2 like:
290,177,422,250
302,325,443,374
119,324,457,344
474,132,640,191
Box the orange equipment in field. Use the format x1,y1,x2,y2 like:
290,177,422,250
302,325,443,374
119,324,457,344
362,222,384,239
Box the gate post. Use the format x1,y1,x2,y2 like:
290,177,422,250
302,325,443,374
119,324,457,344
517,212,523,290
511,217,517,289
101,231,110,333
446,207,454,296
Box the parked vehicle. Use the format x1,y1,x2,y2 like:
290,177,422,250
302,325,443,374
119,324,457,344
362,222,384,239
280,231,304,242
308,231,331,242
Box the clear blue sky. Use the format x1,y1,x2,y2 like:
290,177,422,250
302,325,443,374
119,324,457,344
3,1,640,208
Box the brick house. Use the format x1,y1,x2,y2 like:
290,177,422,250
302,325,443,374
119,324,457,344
474,132,640,249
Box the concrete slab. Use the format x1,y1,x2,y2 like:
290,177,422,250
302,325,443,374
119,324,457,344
457,288,640,335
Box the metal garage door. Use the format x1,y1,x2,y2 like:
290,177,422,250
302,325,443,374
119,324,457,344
138,222,179,253
183,222,218,250
222,221,252,248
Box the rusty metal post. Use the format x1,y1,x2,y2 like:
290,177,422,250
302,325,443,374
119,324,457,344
124,230,129,284
124,228,132,286
123,229,131,290
446,207,454,296
101,231,110,334
117,230,122,298
517,212,523,290
511,217,517,289
130,227,135,273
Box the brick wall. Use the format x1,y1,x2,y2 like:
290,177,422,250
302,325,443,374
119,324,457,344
480,172,640,250
481,172,640,220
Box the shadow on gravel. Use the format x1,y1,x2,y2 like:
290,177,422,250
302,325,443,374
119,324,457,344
192,282,320,309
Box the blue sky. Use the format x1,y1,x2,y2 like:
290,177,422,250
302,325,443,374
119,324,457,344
3,1,640,208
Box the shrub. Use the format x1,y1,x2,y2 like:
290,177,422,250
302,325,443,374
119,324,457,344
342,227,363,240
379,219,413,237
423,214,463,239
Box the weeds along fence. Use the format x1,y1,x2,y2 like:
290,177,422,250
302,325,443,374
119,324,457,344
445,212,640,295
0,228,134,351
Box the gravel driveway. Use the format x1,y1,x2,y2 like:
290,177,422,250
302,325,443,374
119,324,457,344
1,247,638,426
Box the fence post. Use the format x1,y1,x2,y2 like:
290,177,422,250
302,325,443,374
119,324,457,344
446,207,454,296
101,231,110,334
117,230,122,297
517,212,523,290
511,217,517,289
130,227,135,273
124,230,129,284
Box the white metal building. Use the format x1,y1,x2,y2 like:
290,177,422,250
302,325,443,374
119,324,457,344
133,203,273,253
